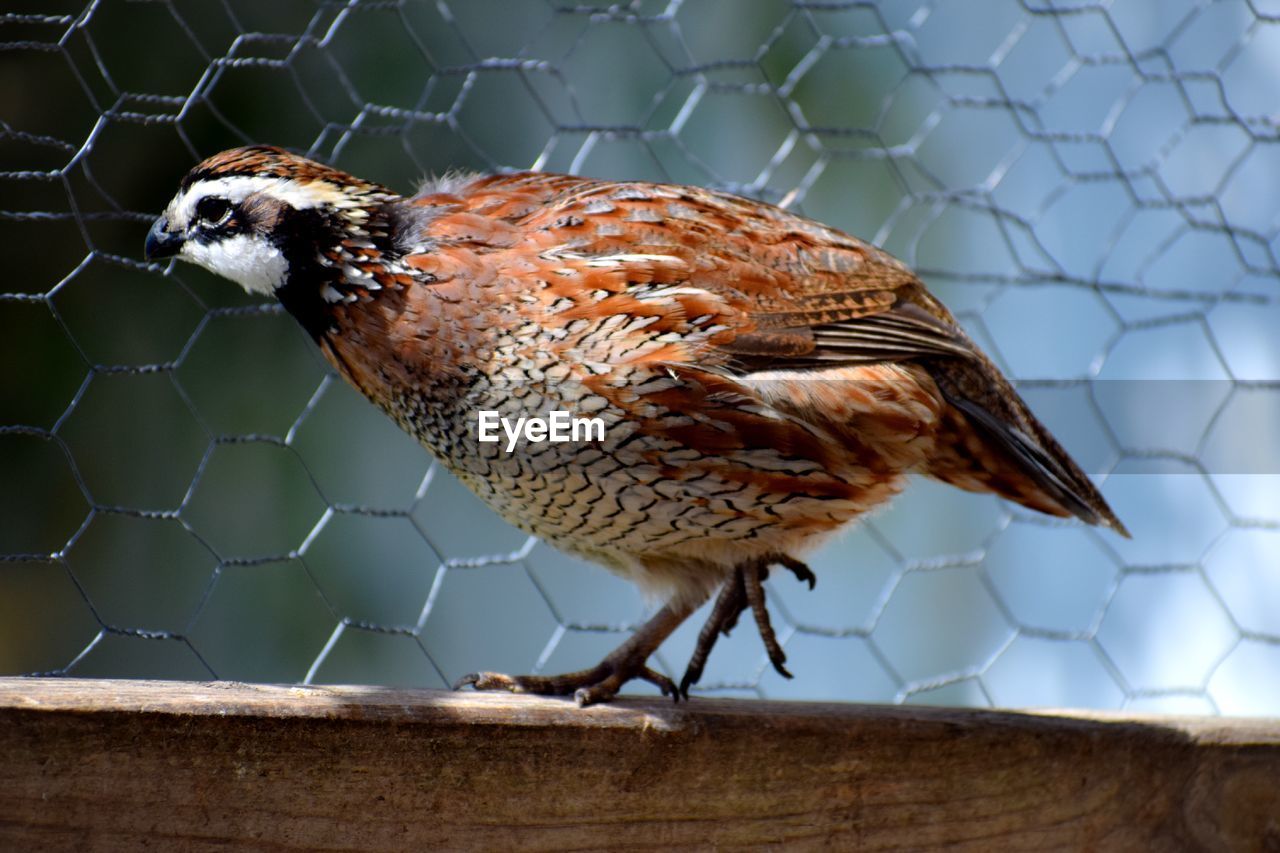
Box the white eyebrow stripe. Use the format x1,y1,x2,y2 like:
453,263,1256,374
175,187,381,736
183,176,312,213
168,175,355,227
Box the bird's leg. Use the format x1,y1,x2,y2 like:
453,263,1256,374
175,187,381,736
743,558,792,679
454,599,697,707
679,553,815,696
679,570,747,698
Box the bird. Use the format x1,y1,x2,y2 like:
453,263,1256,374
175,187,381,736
146,145,1128,706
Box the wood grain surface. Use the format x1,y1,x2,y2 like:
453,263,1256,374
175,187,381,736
1,678,1277,851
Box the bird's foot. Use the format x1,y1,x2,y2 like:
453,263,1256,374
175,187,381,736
453,603,689,707
454,662,676,707
678,554,814,698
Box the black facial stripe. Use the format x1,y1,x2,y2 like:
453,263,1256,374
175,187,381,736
272,205,345,342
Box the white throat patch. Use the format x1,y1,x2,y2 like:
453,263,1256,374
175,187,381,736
181,232,287,296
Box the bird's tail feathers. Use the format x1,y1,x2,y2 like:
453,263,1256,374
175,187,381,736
925,364,1129,537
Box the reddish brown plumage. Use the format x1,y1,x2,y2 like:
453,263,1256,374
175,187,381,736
157,146,1127,704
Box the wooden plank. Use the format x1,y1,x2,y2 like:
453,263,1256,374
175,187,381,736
1,678,1277,851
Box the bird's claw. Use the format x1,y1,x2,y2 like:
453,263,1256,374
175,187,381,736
452,613,683,707
775,554,817,590
453,671,524,692
569,666,676,707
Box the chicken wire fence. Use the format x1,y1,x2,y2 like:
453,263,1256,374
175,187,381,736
2,0,1279,714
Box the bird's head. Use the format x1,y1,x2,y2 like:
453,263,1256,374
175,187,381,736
145,145,399,296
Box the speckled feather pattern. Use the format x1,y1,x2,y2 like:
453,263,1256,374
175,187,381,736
177,147,1126,605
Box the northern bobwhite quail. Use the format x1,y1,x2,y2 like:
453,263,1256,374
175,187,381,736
147,146,1126,705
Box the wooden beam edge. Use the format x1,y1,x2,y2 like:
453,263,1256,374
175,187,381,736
2,677,1277,745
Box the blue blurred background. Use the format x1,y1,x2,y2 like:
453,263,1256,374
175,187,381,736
2,0,1277,714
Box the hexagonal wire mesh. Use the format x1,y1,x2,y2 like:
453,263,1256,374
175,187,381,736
2,0,1278,714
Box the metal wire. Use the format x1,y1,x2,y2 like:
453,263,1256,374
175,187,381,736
1,0,1277,714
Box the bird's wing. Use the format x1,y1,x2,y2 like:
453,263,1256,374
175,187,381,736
441,173,974,368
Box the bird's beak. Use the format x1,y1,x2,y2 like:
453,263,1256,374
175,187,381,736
144,216,184,261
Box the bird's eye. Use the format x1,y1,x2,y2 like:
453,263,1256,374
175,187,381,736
195,196,232,225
